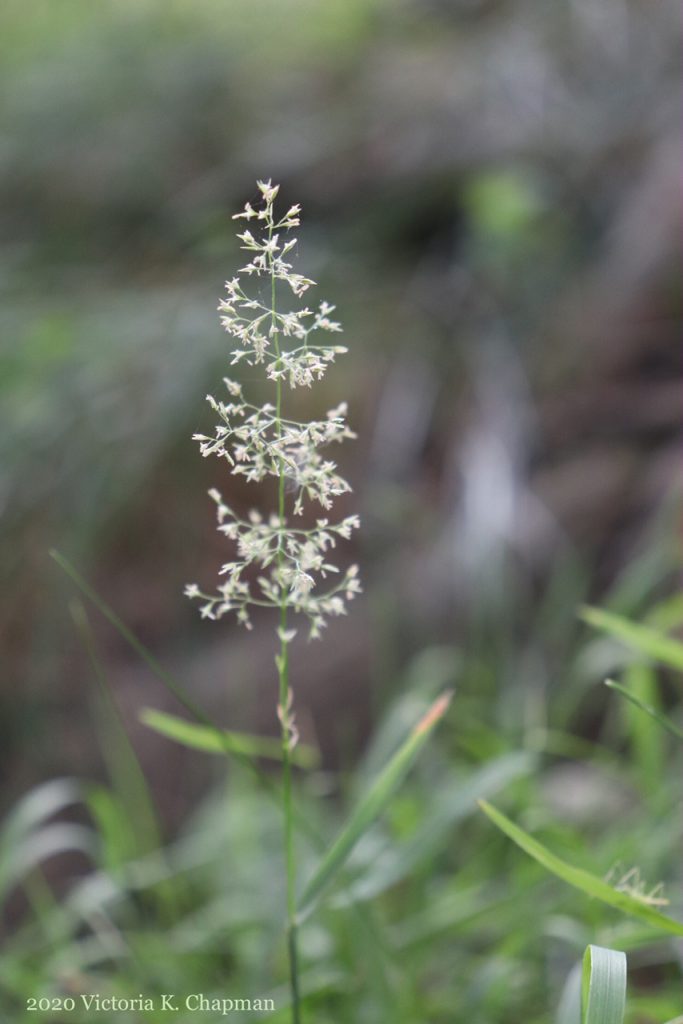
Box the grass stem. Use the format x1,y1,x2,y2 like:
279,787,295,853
271,222,302,1024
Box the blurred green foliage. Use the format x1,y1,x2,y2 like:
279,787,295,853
0,1,681,1020
1,573,681,1021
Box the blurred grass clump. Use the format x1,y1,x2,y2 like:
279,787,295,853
1,557,681,1021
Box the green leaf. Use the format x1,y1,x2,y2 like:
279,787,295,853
86,785,138,869
582,945,626,1024
297,691,452,920
605,679,683,742
478,801,683,936
331,751,534,907
140,708,318,768
580,605,683,671
616,663,666,793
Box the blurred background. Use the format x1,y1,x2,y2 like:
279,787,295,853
0,1,681,1021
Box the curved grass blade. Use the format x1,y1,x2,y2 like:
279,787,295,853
140,708,318,768
582,945,626,1024
605,679,683,741
297,691,452,921
0,780,86,899
0,778,81,850
580,605,683,671
478,801,683,936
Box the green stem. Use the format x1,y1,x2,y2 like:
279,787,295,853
270,220,302,1024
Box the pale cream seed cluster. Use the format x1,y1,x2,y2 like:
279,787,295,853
185,181,360,638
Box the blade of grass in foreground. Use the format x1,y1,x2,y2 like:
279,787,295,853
140,708,318,768
297,692,452,921
580,605,683,671
582,945,626,1024
478,801,683,936
604,679,683,741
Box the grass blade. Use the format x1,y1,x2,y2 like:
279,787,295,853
0,780,85,899
331,751,534,907
605,679,683,742
478,800,683,936
140,708,318,768
580,605,683,671
50,549,211,723
617,663,665,794
70,600,163,856
1,822,94,899
297,692,452,920
582,945,626,1024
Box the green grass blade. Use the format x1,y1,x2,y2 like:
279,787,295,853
50,549,211,723
605,679,683,742
582,945,626,1024
297,691,452,920
580,605,683,671
617,663,665,792
86,784,139,868
478,801,683,936
70,600,163,856
331,751,534,908
140,708,318,768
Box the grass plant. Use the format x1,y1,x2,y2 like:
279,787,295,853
170,182,449,1020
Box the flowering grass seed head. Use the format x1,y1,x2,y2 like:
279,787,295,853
186,182,360,637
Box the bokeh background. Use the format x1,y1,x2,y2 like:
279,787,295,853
1,1,681,1021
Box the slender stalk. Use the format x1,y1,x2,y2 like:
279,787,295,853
270,227,302,1024
186,182,360,1015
